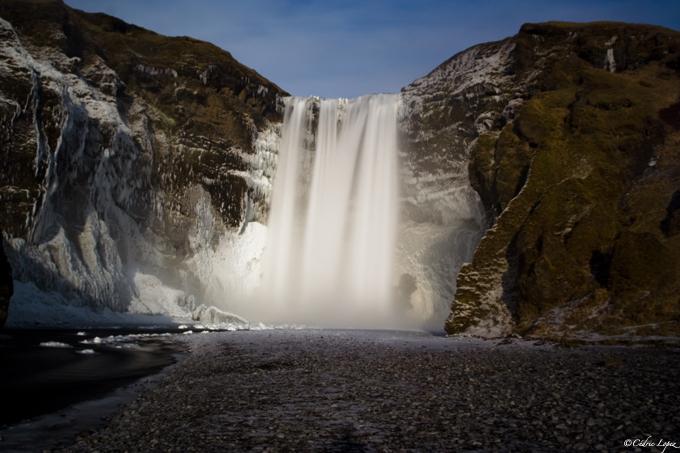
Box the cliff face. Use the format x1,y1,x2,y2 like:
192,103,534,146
0,0,285,324
397,37,513,324
403,22,680,338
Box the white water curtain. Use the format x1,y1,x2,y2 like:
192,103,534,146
260,95,400,327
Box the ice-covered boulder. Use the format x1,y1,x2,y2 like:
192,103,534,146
192,304,248,326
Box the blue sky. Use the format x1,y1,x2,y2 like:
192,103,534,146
63,0,680,99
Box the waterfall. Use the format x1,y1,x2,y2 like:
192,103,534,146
258,94,401,327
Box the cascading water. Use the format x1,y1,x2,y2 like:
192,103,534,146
257,94,401,327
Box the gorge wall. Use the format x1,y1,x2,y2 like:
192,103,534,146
410,22,680,338
0,0,285,326
0,0,678,336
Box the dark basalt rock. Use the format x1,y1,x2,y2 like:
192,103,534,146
419,21,680,337
0,0,287,237
0,229,13,328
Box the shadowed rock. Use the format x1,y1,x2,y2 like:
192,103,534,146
0,229,13,328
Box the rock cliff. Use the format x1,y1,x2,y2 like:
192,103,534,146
0,0,285,324
400,22,680,337
0,228,12,327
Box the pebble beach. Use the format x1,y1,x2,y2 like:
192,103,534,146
6,329,680,453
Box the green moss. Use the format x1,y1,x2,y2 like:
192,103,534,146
468,132,499,212
495,123,533,210
449,22,680,337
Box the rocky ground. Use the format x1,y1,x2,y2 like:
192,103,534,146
27,330,680,452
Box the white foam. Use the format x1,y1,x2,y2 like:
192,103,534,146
257,95,401,327
39,341,72,348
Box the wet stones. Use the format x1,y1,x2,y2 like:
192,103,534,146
57,330,680,453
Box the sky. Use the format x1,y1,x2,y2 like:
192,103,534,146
62,0,680,99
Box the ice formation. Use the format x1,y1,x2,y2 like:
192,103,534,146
0,17,267,328
39,341,72,348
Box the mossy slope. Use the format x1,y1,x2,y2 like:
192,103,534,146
443,22,680,337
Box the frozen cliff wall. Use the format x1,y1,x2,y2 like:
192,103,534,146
396,38,507,324
0,0,285,324
411,21,680,338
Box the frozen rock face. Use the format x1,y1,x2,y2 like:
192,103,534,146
0,0,285,324
396,39,518,327
192,304,248,325
404,21,680,338
0,228,12,327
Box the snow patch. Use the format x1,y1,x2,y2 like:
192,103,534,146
131,272,195,319
6,281,182,328
605,48,616,72
40,341,72,348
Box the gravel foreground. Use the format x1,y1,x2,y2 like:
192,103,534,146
48,330,680,452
